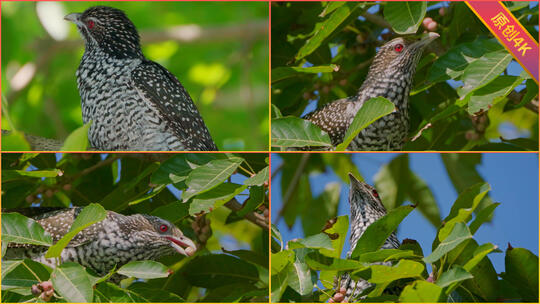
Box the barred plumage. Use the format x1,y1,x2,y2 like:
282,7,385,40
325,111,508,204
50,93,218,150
305,33,439,151
4,208,196,279
65,6,217,151
337,174,399,301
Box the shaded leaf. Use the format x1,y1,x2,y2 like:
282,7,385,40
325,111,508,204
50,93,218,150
383,2,427,34
271,117,332,148
45,203,107,258
117,261,169,279
336,97,395,151
425,222,472,264
351,205,414,257
182,157,244,201
1,213,52,247
61,122,91,151
51,262,93,302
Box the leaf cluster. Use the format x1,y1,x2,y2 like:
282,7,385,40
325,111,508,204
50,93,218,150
271,1,538,151
271,182,538,302
1,153,269,302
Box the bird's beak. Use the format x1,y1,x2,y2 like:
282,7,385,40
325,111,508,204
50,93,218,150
166,235,197,257
64,12,83,26
414,32,440,48
348,173,362,186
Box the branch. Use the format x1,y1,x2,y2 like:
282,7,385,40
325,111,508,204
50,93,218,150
225,198,268,230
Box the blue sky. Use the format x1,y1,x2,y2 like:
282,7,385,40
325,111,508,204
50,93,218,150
271,153,538,274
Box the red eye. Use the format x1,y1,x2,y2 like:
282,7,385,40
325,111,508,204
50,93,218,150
372,190,379,198
394,44,404,52
159,224,168,232
87,20,95,29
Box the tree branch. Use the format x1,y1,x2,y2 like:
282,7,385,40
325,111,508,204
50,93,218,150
225,198,268,230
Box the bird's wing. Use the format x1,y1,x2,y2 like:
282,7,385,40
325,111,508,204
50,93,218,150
130,60,218,151
6,208,96,248
304,97,354,145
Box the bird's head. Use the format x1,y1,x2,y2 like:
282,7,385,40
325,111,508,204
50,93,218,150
367,32,439,79
127,214,197,258
65,6,142,58
348,173,387,221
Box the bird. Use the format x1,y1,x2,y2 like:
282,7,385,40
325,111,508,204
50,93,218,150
334,174,400,302
64,6,218,151
3,207,197,280
303,33,439,151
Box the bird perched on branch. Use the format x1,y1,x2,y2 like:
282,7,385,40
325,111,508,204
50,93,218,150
304,33,439,151
64,6,217,151
333,174,400,302
4,208,197,279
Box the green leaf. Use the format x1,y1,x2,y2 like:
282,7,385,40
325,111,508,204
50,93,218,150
443,182,490,223
61,122,91,151
1,130,31,151
51,262,93,302
1,259,52,293
271,117,332,148
94,282,146,303
301,182,340,236
189,182,247,215
336,97,395,151
181,254,259,289
352,259,424,283
424,222,472,264
1,213,52,246
2,169,62,182
458,50,513,97
319,215,348,258
287,248,316,296
436,265,473,288
463,243,500,272
305,251,364,271
288,233,333,250
428,39,503,83
271,250,294,273
469,203,500,235
467,76,524,114
117,261,169,279
357,249,421,264
408,173,441,227
383,2,427,34
45,203,107,258
271,268,289,302
272,65,339,83
271,224,284,250
399,280,443,302
271,104,283,119
151,154,224,185
182,157,244,201
296,2,361,60
150,201,190,223
244,166,269,186
502,247,538,302
236,186,265,218
351,205,414,258
223,248,269,269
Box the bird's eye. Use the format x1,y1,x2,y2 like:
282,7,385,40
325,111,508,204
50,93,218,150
159,224,168,232
394,44,404,52
372,190,379,198
87,20,95,29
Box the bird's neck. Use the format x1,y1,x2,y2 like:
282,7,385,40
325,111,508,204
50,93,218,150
347,201,387,256
355,69,414,112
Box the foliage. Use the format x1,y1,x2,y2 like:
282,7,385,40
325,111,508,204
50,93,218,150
1,153,269,302
270,154,538,302
1,2,269,151
271,1,538,151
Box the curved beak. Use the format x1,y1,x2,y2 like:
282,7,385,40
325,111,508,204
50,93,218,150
64,12,83,26
166,235,197,257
